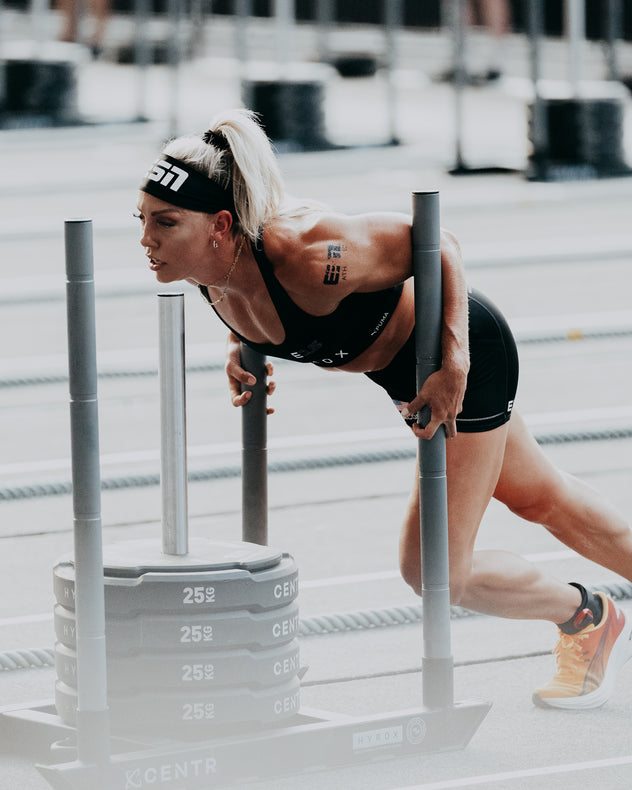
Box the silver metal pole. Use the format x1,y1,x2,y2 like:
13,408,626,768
240,344,268,545
452,0,468,171
527,0,548,175
30,0,50,55
0,0,6,107
167,0,183,138
604,0,622,82
274,0,295,69
235,0,251,66
159,293,189,556
65,219,110,768
412,191,454,710
236,0,252,105
384,0,403,145
315,0,334,62
189,0,205,58
566,0,585,95
133,0,151,122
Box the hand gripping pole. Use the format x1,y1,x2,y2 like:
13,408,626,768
412,192,454,710
240,344,268,545
64,219,111,769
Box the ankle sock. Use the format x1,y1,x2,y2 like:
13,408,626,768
558,583,604,635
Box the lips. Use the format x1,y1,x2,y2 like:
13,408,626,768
148,258,163,271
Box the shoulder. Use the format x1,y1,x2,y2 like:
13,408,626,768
262,211,413,309
260,214,347,308
263,211,411,263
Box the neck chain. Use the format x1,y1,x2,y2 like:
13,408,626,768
205,235,246,306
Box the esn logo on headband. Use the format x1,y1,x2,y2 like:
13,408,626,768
146,159,189,192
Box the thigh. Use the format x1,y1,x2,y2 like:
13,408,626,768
493,410,565,517
400,422,510,580
445,424,510,568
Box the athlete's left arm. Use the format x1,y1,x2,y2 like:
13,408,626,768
403,228,470,440
305,214,469,439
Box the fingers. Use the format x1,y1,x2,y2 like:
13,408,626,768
227,359,276,411
265,363,276,399
227,367,256,408
231,390,252,408
411,419,452,441
265,376,276,414
411,419,439,441
402,400,456,441
444,419,457,440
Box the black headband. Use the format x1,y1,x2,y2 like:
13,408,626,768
139,154,235,215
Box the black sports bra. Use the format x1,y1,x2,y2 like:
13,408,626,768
199,237,403,368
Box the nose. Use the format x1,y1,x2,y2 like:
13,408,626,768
139,222,156,252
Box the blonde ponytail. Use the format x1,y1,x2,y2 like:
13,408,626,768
162,109,285,241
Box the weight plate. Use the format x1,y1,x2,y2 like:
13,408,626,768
54,553,298,615
54,600,300,653
55,639,301,691
55,676,301,732
101,538,283,575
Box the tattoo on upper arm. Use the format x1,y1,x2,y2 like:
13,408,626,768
328,243,342,260
323,242,348,285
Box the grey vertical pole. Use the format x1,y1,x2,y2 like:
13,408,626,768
189,0,205,58
527,0,548,177
159,293,189,556
412,192,454,710
604,0,622,82
274,0,295,68
384,0,403,145
566,0,585,95
30,0,50,53
316,0,334,62
0,0,6,107
235,0,252,106
167,0,183,138
65,219,110,768
235,0,251,67
451,0,468,172
240,344,268,545
133,0,151,122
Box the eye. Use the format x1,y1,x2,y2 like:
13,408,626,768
157,219,176,228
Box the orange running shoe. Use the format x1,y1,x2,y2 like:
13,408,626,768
533,593,632,710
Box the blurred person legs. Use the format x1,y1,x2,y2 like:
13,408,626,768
472,0,511,81
58,0,110,58
436,0,511,85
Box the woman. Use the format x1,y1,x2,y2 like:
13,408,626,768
137,109,632,710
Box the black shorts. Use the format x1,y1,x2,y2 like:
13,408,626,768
366,288,519,433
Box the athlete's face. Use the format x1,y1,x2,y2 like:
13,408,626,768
136,192,214,285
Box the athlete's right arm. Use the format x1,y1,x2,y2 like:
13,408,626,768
225,332,275,413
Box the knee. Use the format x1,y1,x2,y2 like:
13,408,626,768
400,554,422,597
400,571,470,607
448,576,469,608
399,556,471,605
505,474,564,526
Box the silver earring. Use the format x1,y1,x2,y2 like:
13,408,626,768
213,240,219,249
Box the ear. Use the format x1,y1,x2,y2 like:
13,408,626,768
212,210,234,241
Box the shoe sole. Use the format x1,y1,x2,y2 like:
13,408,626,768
533,609,632,711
